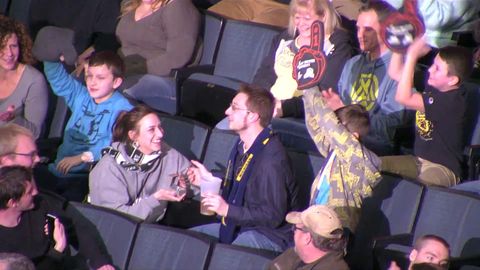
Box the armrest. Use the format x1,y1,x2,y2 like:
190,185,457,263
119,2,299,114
372,233,413,249
448,255,480,270
466,145,480,180
171,64,215,85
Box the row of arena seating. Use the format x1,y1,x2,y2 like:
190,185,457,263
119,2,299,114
40,172,480,270
67,201,278,270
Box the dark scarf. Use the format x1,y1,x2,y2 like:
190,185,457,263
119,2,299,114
101,143,163,172
219,128,273,243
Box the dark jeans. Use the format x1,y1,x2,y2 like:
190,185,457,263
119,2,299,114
34,164,89,202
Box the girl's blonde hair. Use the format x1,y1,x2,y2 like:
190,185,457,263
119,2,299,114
287,0,340,38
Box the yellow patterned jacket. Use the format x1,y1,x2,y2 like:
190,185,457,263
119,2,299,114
304,88,382,231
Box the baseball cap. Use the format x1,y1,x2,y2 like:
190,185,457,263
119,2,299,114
286,205,343,239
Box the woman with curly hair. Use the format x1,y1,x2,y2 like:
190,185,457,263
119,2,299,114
0,15,48,138
117,0,200,114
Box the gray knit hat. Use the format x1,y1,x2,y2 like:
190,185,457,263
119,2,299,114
32,26,77,65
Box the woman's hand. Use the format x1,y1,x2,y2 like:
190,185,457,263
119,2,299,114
153,189,185,202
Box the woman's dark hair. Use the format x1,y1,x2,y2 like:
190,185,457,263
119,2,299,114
0,15,35,65
112,105,157,144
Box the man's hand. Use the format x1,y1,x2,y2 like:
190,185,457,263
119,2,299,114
406,36,431,61
321,88,344,111
153,189,185,201
97,265,115,270
52,218,67,252
273,99,283,118
388,261,401,270
201,193,229,217
56,154,83,175
188,160,212,187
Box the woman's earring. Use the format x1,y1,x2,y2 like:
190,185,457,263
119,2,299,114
133,141,140,150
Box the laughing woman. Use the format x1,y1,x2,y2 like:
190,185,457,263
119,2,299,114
0,15,47,138
89,105,191,222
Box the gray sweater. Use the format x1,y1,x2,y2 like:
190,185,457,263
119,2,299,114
0,65,48,138
116,0,200,76
89,142,190,222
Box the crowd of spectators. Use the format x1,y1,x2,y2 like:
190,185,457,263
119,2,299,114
0,0,479,269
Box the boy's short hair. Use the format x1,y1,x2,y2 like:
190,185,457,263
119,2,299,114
87,51,125,78
238,84,275,128
334,104,370,138
438,46,474,85
0,124,34,158
414,234,451,257
0,166,33,210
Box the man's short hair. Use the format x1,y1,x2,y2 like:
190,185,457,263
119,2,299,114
335,104,370,138
238,84,275,128
0,253,35,270
0,166,33,210
438,46,474,85
310,228,347,252
0,124,34,158
414,234,451,258
359,0,396,23
87,50,125,79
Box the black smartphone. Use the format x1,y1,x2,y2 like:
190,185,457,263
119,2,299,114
45,213,57,241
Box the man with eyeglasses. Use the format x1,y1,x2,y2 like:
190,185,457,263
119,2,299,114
0,124,115,270
268,205,349,270
190,84,299,252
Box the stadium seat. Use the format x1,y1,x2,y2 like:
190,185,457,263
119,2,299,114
68,202,141,270
286,149,324,210
202,128,239,175
348,174,424,270
159,114,211,161
127,224,213,270
179,18,283,126
373,187,480,270
207,243,277,270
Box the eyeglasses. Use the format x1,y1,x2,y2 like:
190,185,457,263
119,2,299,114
9,151,39,159
229,103,251,113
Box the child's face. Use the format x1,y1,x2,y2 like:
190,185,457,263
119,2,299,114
427,55,455,91
85,64,122,103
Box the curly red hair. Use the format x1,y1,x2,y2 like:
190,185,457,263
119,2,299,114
0,15,35,65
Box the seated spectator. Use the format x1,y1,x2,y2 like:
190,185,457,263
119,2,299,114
118,0,200,114
29,0,121,75
89,105,189,222
384,0,480,48
0,252,35,270
276,1,405,156
389,234,450,270
0,15,48,138
268,205,349,270
190,84,299,252
382,38,474,186
35,50,133,201
218,0,353,129
0,124,114,270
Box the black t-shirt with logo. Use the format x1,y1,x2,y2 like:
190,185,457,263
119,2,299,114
414,84,466,176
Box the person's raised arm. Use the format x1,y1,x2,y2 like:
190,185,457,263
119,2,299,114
395,37,430,112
